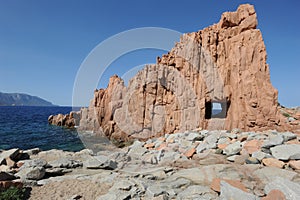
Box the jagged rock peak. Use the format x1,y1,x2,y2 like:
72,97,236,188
49,4,300,142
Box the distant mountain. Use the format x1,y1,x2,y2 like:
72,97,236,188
0,92,55,106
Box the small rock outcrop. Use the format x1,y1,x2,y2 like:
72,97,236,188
48,111,80,128
49,4,300,141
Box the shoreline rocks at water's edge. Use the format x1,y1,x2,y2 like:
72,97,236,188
1,129,300,199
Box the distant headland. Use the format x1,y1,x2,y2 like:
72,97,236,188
0,92,55,106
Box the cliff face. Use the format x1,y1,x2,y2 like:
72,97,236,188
49,4,300,141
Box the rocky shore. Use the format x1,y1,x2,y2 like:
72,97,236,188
1,129,300,199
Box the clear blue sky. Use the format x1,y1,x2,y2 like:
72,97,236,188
0,0,299,107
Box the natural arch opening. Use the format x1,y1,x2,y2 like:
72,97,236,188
205,100,230,119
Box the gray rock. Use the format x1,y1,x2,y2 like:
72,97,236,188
146,184,166,197
48,158,82,168
174,164,240,185
177,185,213,200
83,155,117,170
205,132,219,145
196,142,209,154
154,140,164,149
157,149,165,162
264,177,300,200
220,181,258,200
253,167,297,184
163,177,191,189
0,171,16,181
261,135,284,148
128,141,147,159
245,157,260,164
199,130,209,137
97,191,131,200
23,148,41,156
186,132,204,141
16,166,45,180
37,149,73,162
288,117,296,122
142,154,158,164
218,137,230,145
0,148,20,164
160,151,180,164
178,140,193,148
111,180,135,191
251,151,268,161
223,141,242,156
21,158,47,168
270,144,300,160
231,128,241,134
227,155,238,162
226,132,237,139
166,134,176,143
45,168,72,176
281,132,297,142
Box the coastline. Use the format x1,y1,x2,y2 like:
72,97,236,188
1,129,300,199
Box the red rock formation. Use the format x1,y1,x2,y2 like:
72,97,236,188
49,4,300,141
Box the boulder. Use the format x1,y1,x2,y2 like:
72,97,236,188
270,144,300,161
223,141,242,156
253,167,297,184
16,166,45,180
261,135,284,148
264,177,300,200
220,181,259,200
83,155,117,170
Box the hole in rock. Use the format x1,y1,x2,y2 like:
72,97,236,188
205,100,230,119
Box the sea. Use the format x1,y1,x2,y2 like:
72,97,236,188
0,106,85,151
0,106,223,152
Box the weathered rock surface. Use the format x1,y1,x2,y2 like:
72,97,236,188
270,144,300,161
49,4,300,142
1,129,300,199
48,111,80,128
264,177,300,200
220,181,259,200
83,155,117,170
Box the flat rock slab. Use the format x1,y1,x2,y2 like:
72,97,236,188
16,166,46,180
270,144,300,161
49,158,82,169
253,167,297,184
177,185,215,199
220,181,259,200
262,135,284,148
174,164,242,185
83,155,117,170
264,177,300,200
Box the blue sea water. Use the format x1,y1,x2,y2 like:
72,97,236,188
0,106,85,151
